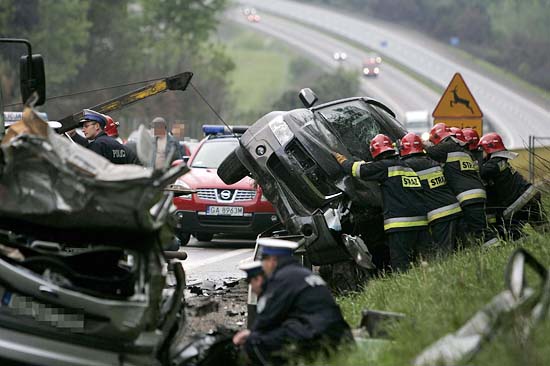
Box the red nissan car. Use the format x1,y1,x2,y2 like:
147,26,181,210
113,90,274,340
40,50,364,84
173,125,279,245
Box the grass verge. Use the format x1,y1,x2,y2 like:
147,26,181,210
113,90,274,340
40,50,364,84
220,22,309,119
322,218,550,365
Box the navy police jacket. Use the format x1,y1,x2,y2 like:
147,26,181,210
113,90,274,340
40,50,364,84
74,132,138,165
247,257,351,348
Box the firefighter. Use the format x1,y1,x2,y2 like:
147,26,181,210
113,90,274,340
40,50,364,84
425,123,496,247
234,239,352,365
462,128,483,167
449,127,466,143
69,109,136,164
399,133,462,253
478,133,546,240
104,115,124,144
334,134,430,272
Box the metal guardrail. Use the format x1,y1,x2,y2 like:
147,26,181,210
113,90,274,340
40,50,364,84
528,135,550,184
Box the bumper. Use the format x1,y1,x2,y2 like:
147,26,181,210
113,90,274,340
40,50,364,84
175,210,278,235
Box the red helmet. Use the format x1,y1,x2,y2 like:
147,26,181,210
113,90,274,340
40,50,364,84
449,127,465,142
369,134,394,158
104,115,120,137
462,128,480,151
479,133,505,154
429,123,452,145
399,132,424,157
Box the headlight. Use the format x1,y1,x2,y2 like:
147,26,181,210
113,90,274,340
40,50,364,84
421,132,430,142
174,179,192,199
374,67,380,74
269,117,294,146
363,68,370,74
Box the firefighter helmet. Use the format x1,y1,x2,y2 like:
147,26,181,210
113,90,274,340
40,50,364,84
369,134,395,158
462,128,480,151
450,127,465,142
429,122,452,145
399,132,424,157
104,115,120,137
479,133,505,154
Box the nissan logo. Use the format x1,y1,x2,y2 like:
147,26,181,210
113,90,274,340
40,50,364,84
220,190,232,200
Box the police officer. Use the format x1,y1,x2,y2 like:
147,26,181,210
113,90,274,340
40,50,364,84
71,109,137,164
234,239,352,365
478,133,546,240
399,133,462,253
237,260,265,296
426,123,496,247
334,134,430,272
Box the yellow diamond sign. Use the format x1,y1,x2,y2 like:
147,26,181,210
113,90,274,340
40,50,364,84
433,73,482,118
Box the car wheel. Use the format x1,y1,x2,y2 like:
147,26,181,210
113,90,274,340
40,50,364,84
195,233,214,242
177,232,191,246
217,148,249,185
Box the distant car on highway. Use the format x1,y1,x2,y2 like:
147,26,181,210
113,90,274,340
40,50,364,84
173,125,278,245
404,110,431,141
333,51,348,61
362,55,382,77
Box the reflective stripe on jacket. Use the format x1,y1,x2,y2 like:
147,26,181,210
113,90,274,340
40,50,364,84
403,154,462,224
426,138,486,207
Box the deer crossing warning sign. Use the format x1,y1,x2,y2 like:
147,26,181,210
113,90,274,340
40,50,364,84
432,73,483,133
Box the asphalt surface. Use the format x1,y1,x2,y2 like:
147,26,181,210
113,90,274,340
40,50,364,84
238,0,550,149
230,9,439,121
181,236,255,283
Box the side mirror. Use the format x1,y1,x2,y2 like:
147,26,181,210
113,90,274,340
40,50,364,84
299,88,318,108
20,54,46,106
183,156,190,163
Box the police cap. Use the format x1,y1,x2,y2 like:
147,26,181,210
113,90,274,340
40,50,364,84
79,109,107,128
258,238,298,258
238,260,263,280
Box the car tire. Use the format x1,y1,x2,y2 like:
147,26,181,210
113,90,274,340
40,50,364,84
195,233,214,242
217,148,249,185
177,232,191,246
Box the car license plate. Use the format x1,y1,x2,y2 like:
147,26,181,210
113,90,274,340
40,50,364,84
206,206,244,216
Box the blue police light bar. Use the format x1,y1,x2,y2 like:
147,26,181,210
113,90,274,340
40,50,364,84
202,125,225,135
202,124,249,135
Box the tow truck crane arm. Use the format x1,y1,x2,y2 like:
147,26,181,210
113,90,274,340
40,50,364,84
57,71,193,133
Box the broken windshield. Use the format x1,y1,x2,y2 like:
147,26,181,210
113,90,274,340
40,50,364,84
316,100,383,161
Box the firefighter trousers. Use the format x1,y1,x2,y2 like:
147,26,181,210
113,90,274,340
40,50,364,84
459,203,495,247
387,228,431,272
430,218,459,254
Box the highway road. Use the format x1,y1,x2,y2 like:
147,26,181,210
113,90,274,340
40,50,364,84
181,237,255,284
231,9,440,122
239,0,550,149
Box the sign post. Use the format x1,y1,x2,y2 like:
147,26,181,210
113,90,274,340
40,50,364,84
432,73,483,133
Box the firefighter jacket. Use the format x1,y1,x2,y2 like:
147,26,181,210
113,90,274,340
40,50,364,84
426,137,486,207
479,151,535,216
402,154,462,224
247,257,351,350
343,155,428,232
73,132,139,164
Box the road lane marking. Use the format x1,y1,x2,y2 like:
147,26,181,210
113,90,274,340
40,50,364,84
183,248,254,271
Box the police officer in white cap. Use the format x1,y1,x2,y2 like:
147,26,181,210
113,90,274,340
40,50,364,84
233,238,353,365
238,260,265,296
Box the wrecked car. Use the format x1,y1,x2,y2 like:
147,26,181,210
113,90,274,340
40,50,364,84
218,89,407,285
0,105,210,366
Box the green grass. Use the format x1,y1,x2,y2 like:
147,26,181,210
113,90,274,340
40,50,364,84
323,225,550,366
222,23,306,119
